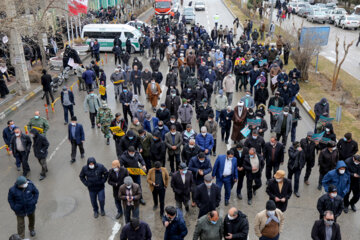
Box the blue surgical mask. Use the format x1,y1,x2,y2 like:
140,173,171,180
10,124,15,128
344,137,347,141
182,170,187,174
128,136,134,140
210,220,217,225
123,90,128,93
138,109,143,112
250,155,254,158
160,107,164,111
90,93,95,96
183,104,187,107
34,116,39,119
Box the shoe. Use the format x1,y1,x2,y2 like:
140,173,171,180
351,204,357,212
106,138,110,145
70,159,76,164
317,185,322,190
160,212,164,217
253,187,257,196
30,230,36,237
248,200,252,205
237,194,242,200
344,207,349,214
266,180,270,185
101,210,105,216
81,154,85,159
304,180,310,185
22,172,28,177
225,140,229,144
17,167,21,171
94,212,99,218
225,200,229,206
221,138,224,142
295,192,300,198
185,206,189,212
140,198,146,205
91,125,95,128
153,205,158,210
212,152,216,156
169,172,173,177
39,175,46,181
64,122,68,125
115,212,123,219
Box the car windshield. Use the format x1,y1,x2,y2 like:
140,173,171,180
315,11,325,15
347,17,357,20
155,2,171,8
184,8,193,13
195,1,204,4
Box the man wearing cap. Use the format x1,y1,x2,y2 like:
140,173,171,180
317,185,344,220
165,90,181,118
266,170,292,212
119,176,142,223
9,128,32,177
171,162,194,211
300,131,318,185
344,154,360,213
231,101,248,143
147,161,169,217
318,141,339,190
8,176,39,238
178,99,193,131
264,137,284,183
146,78,162,112
311,210,341,240
157,103,171,124
83,90,101,128
120,218,152,240
274,106,292,149
110,68,125,100
61,86,75,125
254,200,284,240
96,101,113,145
194,174,221,218
165,126,183,173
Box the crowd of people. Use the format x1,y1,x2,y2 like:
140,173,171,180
3,6,360,240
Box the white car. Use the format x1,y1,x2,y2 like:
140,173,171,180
334,15,360,30
126,20,148,30
328,8,347,24
194,1,205,11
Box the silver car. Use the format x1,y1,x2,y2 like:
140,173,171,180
183,7,196,24
194,0,205,11
307,10,328,24
335,15,360,30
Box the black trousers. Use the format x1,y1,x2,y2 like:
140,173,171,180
44,90,54,105
152,187,166,215
236,170,246,195
114,55,121,65
168,153,180,173
122,105,133,123
276,131,288,148
221,127,231,141
246,171,262,200
304,158,315,181
133,83,141,96
71,140,84,160
94,52,100,62
344,180,360,207
266,162,280,180
18,151,30,175
89,111,97,127
284,52,289,65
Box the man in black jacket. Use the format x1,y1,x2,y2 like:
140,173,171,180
263,137,284,183
223,207,249,240
171,162,194,211
317,185,344,221
41,69,54,105
337,132,358,160
108,160,129,219
79,157,109,218
344,155,360,213
266,170,292,212
300,131,318,185
150,131,166,167
30,128,49,180
181,139,201,165
156,103,171,124
119,130,143,157
311,211,341,240
287,141,305,197
9,128,32,177
318,141,339,190
231,143,249,200
244,130,265,155
120,218,152,240
268,92,284,131
194,174,221,218
254,83,269,107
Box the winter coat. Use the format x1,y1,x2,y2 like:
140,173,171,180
120,91,133,105
319,148,339,175
188,156,212,185
166,73,178,87
204,120,218,139
143,117,159,133
165,95,181,116
150,136,166,163
279,88,292,106
41,74,52,91
311,219,341,240
322,161,350,198
244,135,265,155
27,117,50,135
268,96,284,108
119,182,142,208
345,156,360,185
254,88,269,105
9,134,32,157
164,132,183,155
107,167,129,198
223,210,249,240
195,133,214,153
194,183,221,218
219,109,233,129
274,113,292,136
231,106,247,142
181,143,201,164
300,138,316,164
120,151,145,169
196,106,214,121
243,154,265,175
266,178,292,212
214,95,228,111
193,214,223,240
8,180,39,216
222,75,236,93
314,98,329,121
337,138,358,160
79,157,109,192
130,70,142,85
120,221,152,240
162,209,188,240
287,146,305,171
30,128,49,159
254,209,284,238
83,94,101,113
178,104,193,124
68,123,85,144
171,171,194,202
204,71,216,84
316,193,344,219
157,108,171,123
82,69,96,85
263,142,284,165
147,167,169,192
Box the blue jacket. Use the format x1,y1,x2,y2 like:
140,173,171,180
198,65,208,80
93,42,100,53
212,155,238,181
154,125,169,141
188,156,212,185
82,70,96,85
162,209,188,240
204,71,216,84
322,160,350,198
2,126,16,145
195,133,214,154
68,123,85,144
8,180,39,216
143,117,159,133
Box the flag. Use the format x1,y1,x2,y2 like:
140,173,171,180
319,115,334,124
271,75,278,84
241,125,251,137
320,137,331,144
31,126,44,134
68,0,88,16
127,168,147,176
269,105,283,115
247,118,261,127
311,132,324,142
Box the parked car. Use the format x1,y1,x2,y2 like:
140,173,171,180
298,7,312,17
325,3,337,9
194,0,205,11
183,7,196,24
328,8,347,24
126,20,149,30
307,10,328,23
334,15,360,30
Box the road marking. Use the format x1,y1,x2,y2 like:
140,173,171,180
47,136,67,163
108,222,121,240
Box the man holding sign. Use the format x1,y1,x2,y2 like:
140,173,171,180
27,111,49,136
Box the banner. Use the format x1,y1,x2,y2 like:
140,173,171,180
319,115,334,124
268,105,283,115
68,0,88,16
113,79,125,84
99,85,106,96
311,132,324,142
127,168,147,176
110,126,125,137
320,137,331,144
247,118,261,127
31,126,44,134
271,75,278,85
241,125,251,137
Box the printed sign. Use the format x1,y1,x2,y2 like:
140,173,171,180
311,132,325,142
99,85,106,96
268,105,283,115
127,168,146,176
110,126,125,137
319,115,334,124
241,125,251,137
247,118,261,127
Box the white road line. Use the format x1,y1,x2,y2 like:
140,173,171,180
108,222,121,240
47,136,67,163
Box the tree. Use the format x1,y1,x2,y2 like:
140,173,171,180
331,37,353,91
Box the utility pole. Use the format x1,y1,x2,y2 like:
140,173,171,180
269,0,274,32
5,0,31,93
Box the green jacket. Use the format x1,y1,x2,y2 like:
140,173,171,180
193,215,223,240
140,132,153,158
96,107,113,125
27,117,49,135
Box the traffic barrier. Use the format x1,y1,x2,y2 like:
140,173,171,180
51,97,61,113
24,125,28,134
0,144,10,155
70,81,77,91
44,104,49,119
105,53,108,64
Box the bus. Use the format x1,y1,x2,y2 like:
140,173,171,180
154,0,172,15
81,24,143,53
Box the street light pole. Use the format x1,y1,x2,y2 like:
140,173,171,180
269,0,274,32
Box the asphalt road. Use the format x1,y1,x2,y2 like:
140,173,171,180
0,1,359,239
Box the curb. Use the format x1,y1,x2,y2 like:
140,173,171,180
221,0,244,29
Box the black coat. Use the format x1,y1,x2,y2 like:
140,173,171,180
243,154,265,175
196,106,214,121
171,171,194,202
223,210,249,240
319,149,339,175
156,108,171,124
30,128,49,159
337,139,358,160
244,135,265,155
107,167,129,198
311,219,341,240
120,221,152,240
150,138,166,163
10,134,32,157
119,134,143,156
41,74,52,91
181,144,201,165
254,88,269,105
231,146,249,169
194,183,221,218
287,146,305,171
219,109,233,129
345,157,360,184
120,151,145,168
79,158,109,192
300,138,316,164
266,178,293,212
268,96,284,108
317,193,344,220
165,95,181,116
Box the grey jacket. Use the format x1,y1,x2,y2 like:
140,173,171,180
164,132,183,155
214,95,228,111
240,95,255,109
274,113,293,136
193,215,223,240
178,104,193,124
84,94,101,113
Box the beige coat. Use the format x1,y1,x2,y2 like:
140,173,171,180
204,120,218,139
254,209,285,238
222,75,235,93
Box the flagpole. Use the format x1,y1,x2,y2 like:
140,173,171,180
70,16,75,46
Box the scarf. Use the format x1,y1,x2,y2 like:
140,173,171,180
238,106,243,117
266,211,280,225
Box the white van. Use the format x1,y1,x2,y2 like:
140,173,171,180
81,24,143,53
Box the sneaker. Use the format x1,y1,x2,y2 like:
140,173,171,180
94,212,99,218
30,230,36,237
70,159,76,164
17,167,21,171
212,152,216,156
294,192,300,198
248,200,252,205
344,207,349,214
351,204,357,212
39,175,46,181
225,140,229,144
153,205,158,211
100,210,105,216
237,194,243,200
115,212,123,219
317,185,322,190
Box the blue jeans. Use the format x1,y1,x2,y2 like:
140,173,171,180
288,168,301,193
15,156,21,168
216,176,233,201
63,105,74,123
216,110,221,123
291,124,297,143
124,205,139,223
89,189,105,213
260,234,279,240
114,198,123,214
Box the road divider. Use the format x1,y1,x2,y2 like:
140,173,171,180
0,144,10,154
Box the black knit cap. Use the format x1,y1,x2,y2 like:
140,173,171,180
266,200,276,211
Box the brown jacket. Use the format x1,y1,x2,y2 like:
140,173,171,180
147,167,170,192
146,82,162,97
118,183,142,208
254,209,285,238
187,55,196,67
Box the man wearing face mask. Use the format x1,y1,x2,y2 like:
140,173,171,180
343,155,360,213
264,137,284,184
337,132,359,161
244,130,265,156
157,103,171,124
189,152,212,187
179,65,191,90
8,176,39,238
222,73,235,105
110,113,128,157
254,200,284,240
287,141,305,198
138,129,153,171
317,185,344,221
119,130,143,157
322,161,350,199
154,121,170,141
143,114,159,133
204,114,218,156
150,131,167,167
166,89,182,118
120,86,133,123
83,90,101,128
274,106,292,150
9,128,32,177
193,210,223,240
314,98,329,131
79,157,109,218
268,91,284,132
266,170,292,212
61,86,75,125
165,126,183,173
96,101,114,145
29,128,49,181
67,116,85,164
119,176,142,223
214,90,228,123
129,118,142,135
3,120,21,170
108,160,129,219
120,217,152,240
311,210,341,240
300,132,318,185
171,162,194,211
133,104,147,125
146,78,162,113
223,207,249,240
182,138,201,166
196,126,214,156
318,141,339,190
27,111,49,136
162,205,188,240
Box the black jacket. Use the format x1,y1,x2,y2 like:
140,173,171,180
231,147,249,170
107,167,129,198
79,158,109,192
119,131,143,156
110,118,128,141
150,135,166,163
120,221,152,240
263,142,284,165
345,157,360,184
223,210,249,240
120,91,133,105
288,146,305,171
317,193,344,220
165,95,181,116
196,106,214,121
120,151,145,168
243,154,265,175
194,183,221,218
266,178,292,212
311,219,341,240
300,138,316,164
244,135,265,155
219,109,233,129
156,108,171,124
181,144,201,165
41,74,52,91
30,128,49,159
10,134,32,157
152,71,163,84
268,96,284,108
319,149,339,175
337,139,358,160
171,171,194,202
254,88,269,105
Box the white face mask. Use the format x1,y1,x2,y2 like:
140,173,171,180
339,169,345,174
129,153,135,157
171,131,176,135
170,120,175,123
202,133,206,136
199,159,205,163
20,182,28,188
354,161,360,165
325,128,330,132
227,214,236,220
189,145,195,148
126,185,132,189
330,193,337,198
135,122,140,126
89,165,95,169
275,178,282,183
205,183,212,188
114,168,119,172
15,133,20,137
71,122,76,126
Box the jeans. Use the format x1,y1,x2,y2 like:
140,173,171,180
215,110,221,123
124,205,139,223
216,175,233,201
15,156,21,168
114,197,123,214
152,187,166,215
169,153,181,173
226,92,233,106
89,111,97,127
63,105,74,123
260,234,279,240
288,168,301,193
71,140,84,160
17,212,35,239
237,170,246,195
246,171,262,200
266,162,280,180
89,189,105,213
